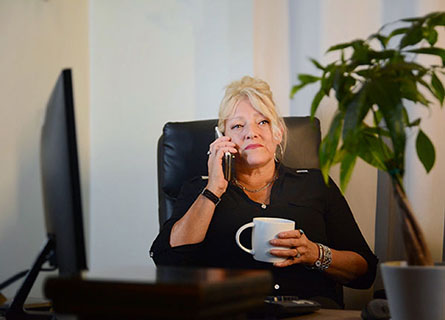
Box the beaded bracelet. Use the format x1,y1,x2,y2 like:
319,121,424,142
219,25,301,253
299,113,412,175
308,243,332,271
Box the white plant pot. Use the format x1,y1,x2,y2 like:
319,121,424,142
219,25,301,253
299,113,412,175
380,261,445,320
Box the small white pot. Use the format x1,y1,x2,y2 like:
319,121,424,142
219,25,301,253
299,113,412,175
380,261,445,320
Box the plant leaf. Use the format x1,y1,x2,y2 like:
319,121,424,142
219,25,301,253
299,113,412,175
343,84,371,143
340,152,357,192
290,84,303,98
388,27,410,39
298,74,320,84
357,133,390,171
333,68,356,103
409,118,421,127
406,47,445,66
416,129,435,173
321,64,337,95
424,27,438,46
319,112,343,184
368,49,397,61
368,33,388,49
399,25,423,49
400,17,425,23
310,87,325,120
351,41,371,64
310,58,325,71
400,78,430,106
401,108,421,127
290,74,321,99
327,40,363,53
372,109,383,127
418,78,441,103
370,80,406,165
431,72,445,105
427,12,445,26
364,126,390,137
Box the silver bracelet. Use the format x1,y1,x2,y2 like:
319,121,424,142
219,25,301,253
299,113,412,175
320,243,332,270
308,243,332,271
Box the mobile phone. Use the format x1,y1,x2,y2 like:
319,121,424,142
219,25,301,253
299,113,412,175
215,127,234,181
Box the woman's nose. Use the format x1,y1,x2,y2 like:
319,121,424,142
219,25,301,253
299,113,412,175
245,124,258,139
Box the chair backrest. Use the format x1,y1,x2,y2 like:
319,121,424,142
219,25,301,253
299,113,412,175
157,116,321,227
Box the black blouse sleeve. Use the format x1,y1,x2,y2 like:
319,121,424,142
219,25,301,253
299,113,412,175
149,177,207,266
324,177,378,289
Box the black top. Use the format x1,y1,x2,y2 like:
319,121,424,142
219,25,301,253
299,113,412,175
150,165,378,307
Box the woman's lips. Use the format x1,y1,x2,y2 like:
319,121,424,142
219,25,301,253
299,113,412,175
245,143,263,150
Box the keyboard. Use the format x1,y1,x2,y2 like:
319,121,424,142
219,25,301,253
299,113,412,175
249,295,321,318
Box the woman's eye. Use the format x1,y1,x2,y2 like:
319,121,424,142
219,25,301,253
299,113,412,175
231,124,243,130
259,120,269,125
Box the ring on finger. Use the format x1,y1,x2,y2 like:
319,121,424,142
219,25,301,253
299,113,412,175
295,249,301,259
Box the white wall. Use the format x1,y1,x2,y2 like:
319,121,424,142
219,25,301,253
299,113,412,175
1,0,444,309
404,0,445,263
253,0,291,115
88,0,253,272
276,0,444,308
0,0,89,298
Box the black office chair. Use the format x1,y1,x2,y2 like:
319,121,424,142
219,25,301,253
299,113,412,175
157,116,321,228
155,116,347,307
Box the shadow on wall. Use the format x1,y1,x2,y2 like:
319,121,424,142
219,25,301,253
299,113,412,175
0,112,57,299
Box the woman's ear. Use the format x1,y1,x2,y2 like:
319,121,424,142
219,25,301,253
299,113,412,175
274,127,283,144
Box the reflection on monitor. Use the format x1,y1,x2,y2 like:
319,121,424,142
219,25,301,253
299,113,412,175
4,69,87,320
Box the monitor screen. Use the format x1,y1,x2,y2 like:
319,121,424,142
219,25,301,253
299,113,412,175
2,69,87,319
40,68,87,275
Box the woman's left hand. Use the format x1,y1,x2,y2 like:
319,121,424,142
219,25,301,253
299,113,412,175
269,230,319,267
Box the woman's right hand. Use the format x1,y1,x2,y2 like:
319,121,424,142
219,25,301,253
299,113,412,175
206,136,237,197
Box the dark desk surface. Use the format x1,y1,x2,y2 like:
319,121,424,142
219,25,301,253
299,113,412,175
43,266,363,320
45,266,273,319
290,308,361,319
0,309,362,320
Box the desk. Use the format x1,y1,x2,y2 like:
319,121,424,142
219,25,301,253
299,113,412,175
0,309,362,320
290,309,361,319
44,266,363,320
44,266,272,319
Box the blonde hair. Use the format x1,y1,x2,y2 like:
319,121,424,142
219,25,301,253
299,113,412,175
218,76,287,159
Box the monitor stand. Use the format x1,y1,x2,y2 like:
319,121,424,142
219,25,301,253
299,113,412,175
3,238,54,320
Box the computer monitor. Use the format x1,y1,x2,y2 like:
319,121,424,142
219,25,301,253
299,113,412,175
4,69,87,319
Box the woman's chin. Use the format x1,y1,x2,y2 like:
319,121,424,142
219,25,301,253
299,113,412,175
239,156,274,169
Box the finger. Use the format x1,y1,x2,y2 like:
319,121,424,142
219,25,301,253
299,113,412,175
273,256,301,268
269,248,299,258
214,142,237,152
270,238,299,248
214,147,237,160
209,136,232,148
277,229,304,239
209,143,237,157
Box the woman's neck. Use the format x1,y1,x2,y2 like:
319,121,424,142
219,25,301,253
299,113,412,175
235,160,277,190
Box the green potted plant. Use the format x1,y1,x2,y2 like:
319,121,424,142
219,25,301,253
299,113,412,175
291,11,445,320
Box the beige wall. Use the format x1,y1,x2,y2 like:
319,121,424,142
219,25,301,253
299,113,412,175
253,0,445,309
253,0,291,115
404,0,445,263
88,0,254,272
0,0,89,298
1,0,444,309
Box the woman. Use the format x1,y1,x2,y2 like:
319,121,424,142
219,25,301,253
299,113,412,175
151,76,377,308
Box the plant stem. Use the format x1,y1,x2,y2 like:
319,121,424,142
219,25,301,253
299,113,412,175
392,179,434,266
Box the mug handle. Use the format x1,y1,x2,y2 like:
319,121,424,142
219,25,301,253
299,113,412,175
235,222,255,255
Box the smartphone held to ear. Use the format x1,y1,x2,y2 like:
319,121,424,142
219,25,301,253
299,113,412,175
215,127,235,181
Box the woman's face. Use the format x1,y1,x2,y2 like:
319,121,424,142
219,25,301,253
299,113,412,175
225,98,281,169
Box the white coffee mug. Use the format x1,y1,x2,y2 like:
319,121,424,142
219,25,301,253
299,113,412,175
235,217,295,263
